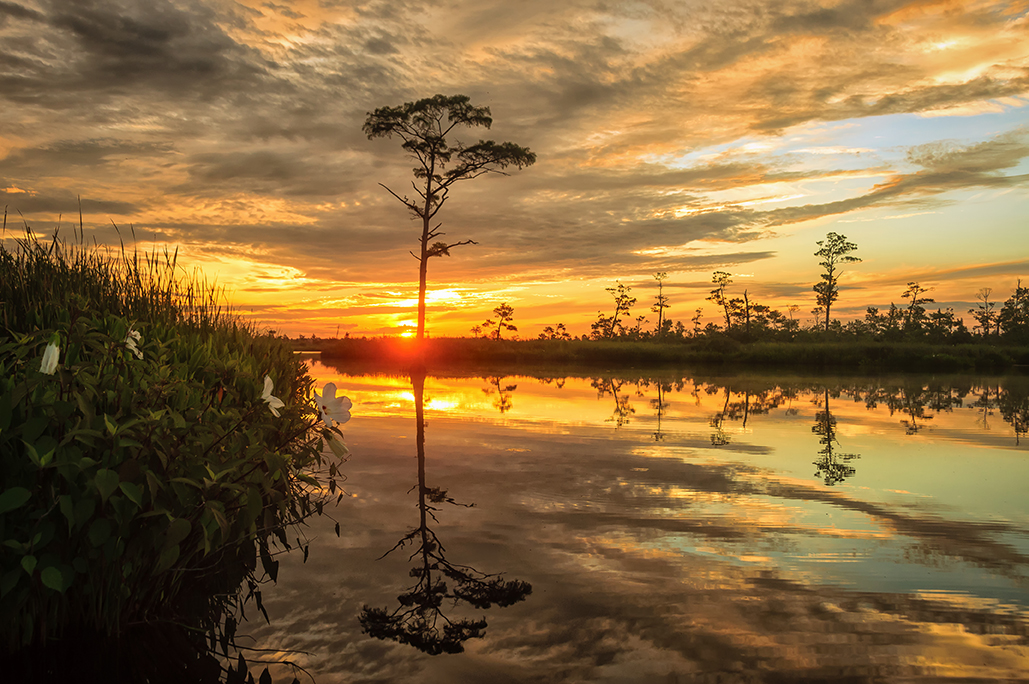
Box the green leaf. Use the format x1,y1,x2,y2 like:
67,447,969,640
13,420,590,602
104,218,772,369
246,487,263,529
20,555,37,575
88,519,111,547
0,487,32,515
103,414,117,436
327,437,349,459
165,518,191,548
59,495,75,531
40,567,65,592
144,470,164,500
0,385,11,432
119,482,143,507
74,497,96,529
154,544,179,575
94,469,120,502
1,569,20,597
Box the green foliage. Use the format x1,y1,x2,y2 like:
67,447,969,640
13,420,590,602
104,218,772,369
0,231,346,674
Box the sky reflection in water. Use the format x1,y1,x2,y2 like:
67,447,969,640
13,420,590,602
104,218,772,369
248,361,1029,682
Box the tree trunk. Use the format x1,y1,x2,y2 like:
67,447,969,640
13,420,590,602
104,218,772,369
416,154,436,344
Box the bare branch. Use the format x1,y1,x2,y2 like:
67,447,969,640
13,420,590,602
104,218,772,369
379,183,421,214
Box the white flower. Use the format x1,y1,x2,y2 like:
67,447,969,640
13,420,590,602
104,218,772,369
40,336,60,374
124,328,143,360
262,375,285,417
314,383,352,428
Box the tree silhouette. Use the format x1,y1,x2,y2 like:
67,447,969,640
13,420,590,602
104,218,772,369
481,303,517,341
969,288,998,338
592,282,636,338
652,272,670,337
708,271,733,331
902,281,935,332
999,279,1029,343
364,95,535,343
538,323,572,340
813,232,860,332
359,372,531,654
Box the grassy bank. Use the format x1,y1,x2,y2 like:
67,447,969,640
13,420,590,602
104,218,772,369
0,230,345,682
315,336,1029,373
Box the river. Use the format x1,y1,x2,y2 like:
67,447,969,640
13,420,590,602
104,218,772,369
247,360,1029,682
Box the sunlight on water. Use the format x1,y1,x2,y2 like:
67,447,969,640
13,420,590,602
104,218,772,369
249,361,1029,682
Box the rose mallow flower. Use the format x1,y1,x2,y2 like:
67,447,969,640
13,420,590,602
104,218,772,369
314,383,352,428
40,335,60,375
262,375,285,417
124,328,143,360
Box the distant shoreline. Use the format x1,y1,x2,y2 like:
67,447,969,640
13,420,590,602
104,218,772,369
289,337,1029,373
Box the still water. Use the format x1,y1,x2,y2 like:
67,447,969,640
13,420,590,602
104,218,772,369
249,361,1029,682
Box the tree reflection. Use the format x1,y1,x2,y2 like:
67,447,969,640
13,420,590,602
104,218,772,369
970,383,1000,431
812,388,860,486
359,372,531,655
651,381,671,441
709,385,732,446
998,384,1028,445
591,377,635,427
482,375,517,414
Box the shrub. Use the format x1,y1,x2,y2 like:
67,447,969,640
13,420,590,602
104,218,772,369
0,230,346,678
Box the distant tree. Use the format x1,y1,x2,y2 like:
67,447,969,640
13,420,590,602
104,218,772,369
592,281,636,339
902,282,934,332
480,303,517,340
999,279,1029,343
926,308,965,342
364,94,535,342
813,232,861,332
690,308,704,337
652,272,670,337
969,287,998,337
707,271,733,331
726,296,747,331
539,323,572,340
809,305,825,330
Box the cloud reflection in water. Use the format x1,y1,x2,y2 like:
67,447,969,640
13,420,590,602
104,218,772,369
246,364,1029,682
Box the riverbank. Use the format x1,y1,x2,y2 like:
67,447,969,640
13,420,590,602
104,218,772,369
0,231,344,682
307,337,1029,373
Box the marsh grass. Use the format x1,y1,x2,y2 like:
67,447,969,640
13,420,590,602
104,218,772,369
1,214,239,337
316,336,1025,373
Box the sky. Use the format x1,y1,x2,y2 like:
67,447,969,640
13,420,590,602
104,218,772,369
1,0,1027,338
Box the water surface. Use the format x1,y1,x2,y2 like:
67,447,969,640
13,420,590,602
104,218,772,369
249,363,1029,682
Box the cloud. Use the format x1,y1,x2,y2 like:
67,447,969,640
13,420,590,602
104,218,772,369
2,0,1027,334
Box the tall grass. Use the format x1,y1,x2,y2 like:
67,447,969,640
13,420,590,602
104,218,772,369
1,220,238,337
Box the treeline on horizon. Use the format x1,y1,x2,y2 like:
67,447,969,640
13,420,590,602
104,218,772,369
298,272,1029,372
297,235,1028,370
292,232,1029,354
